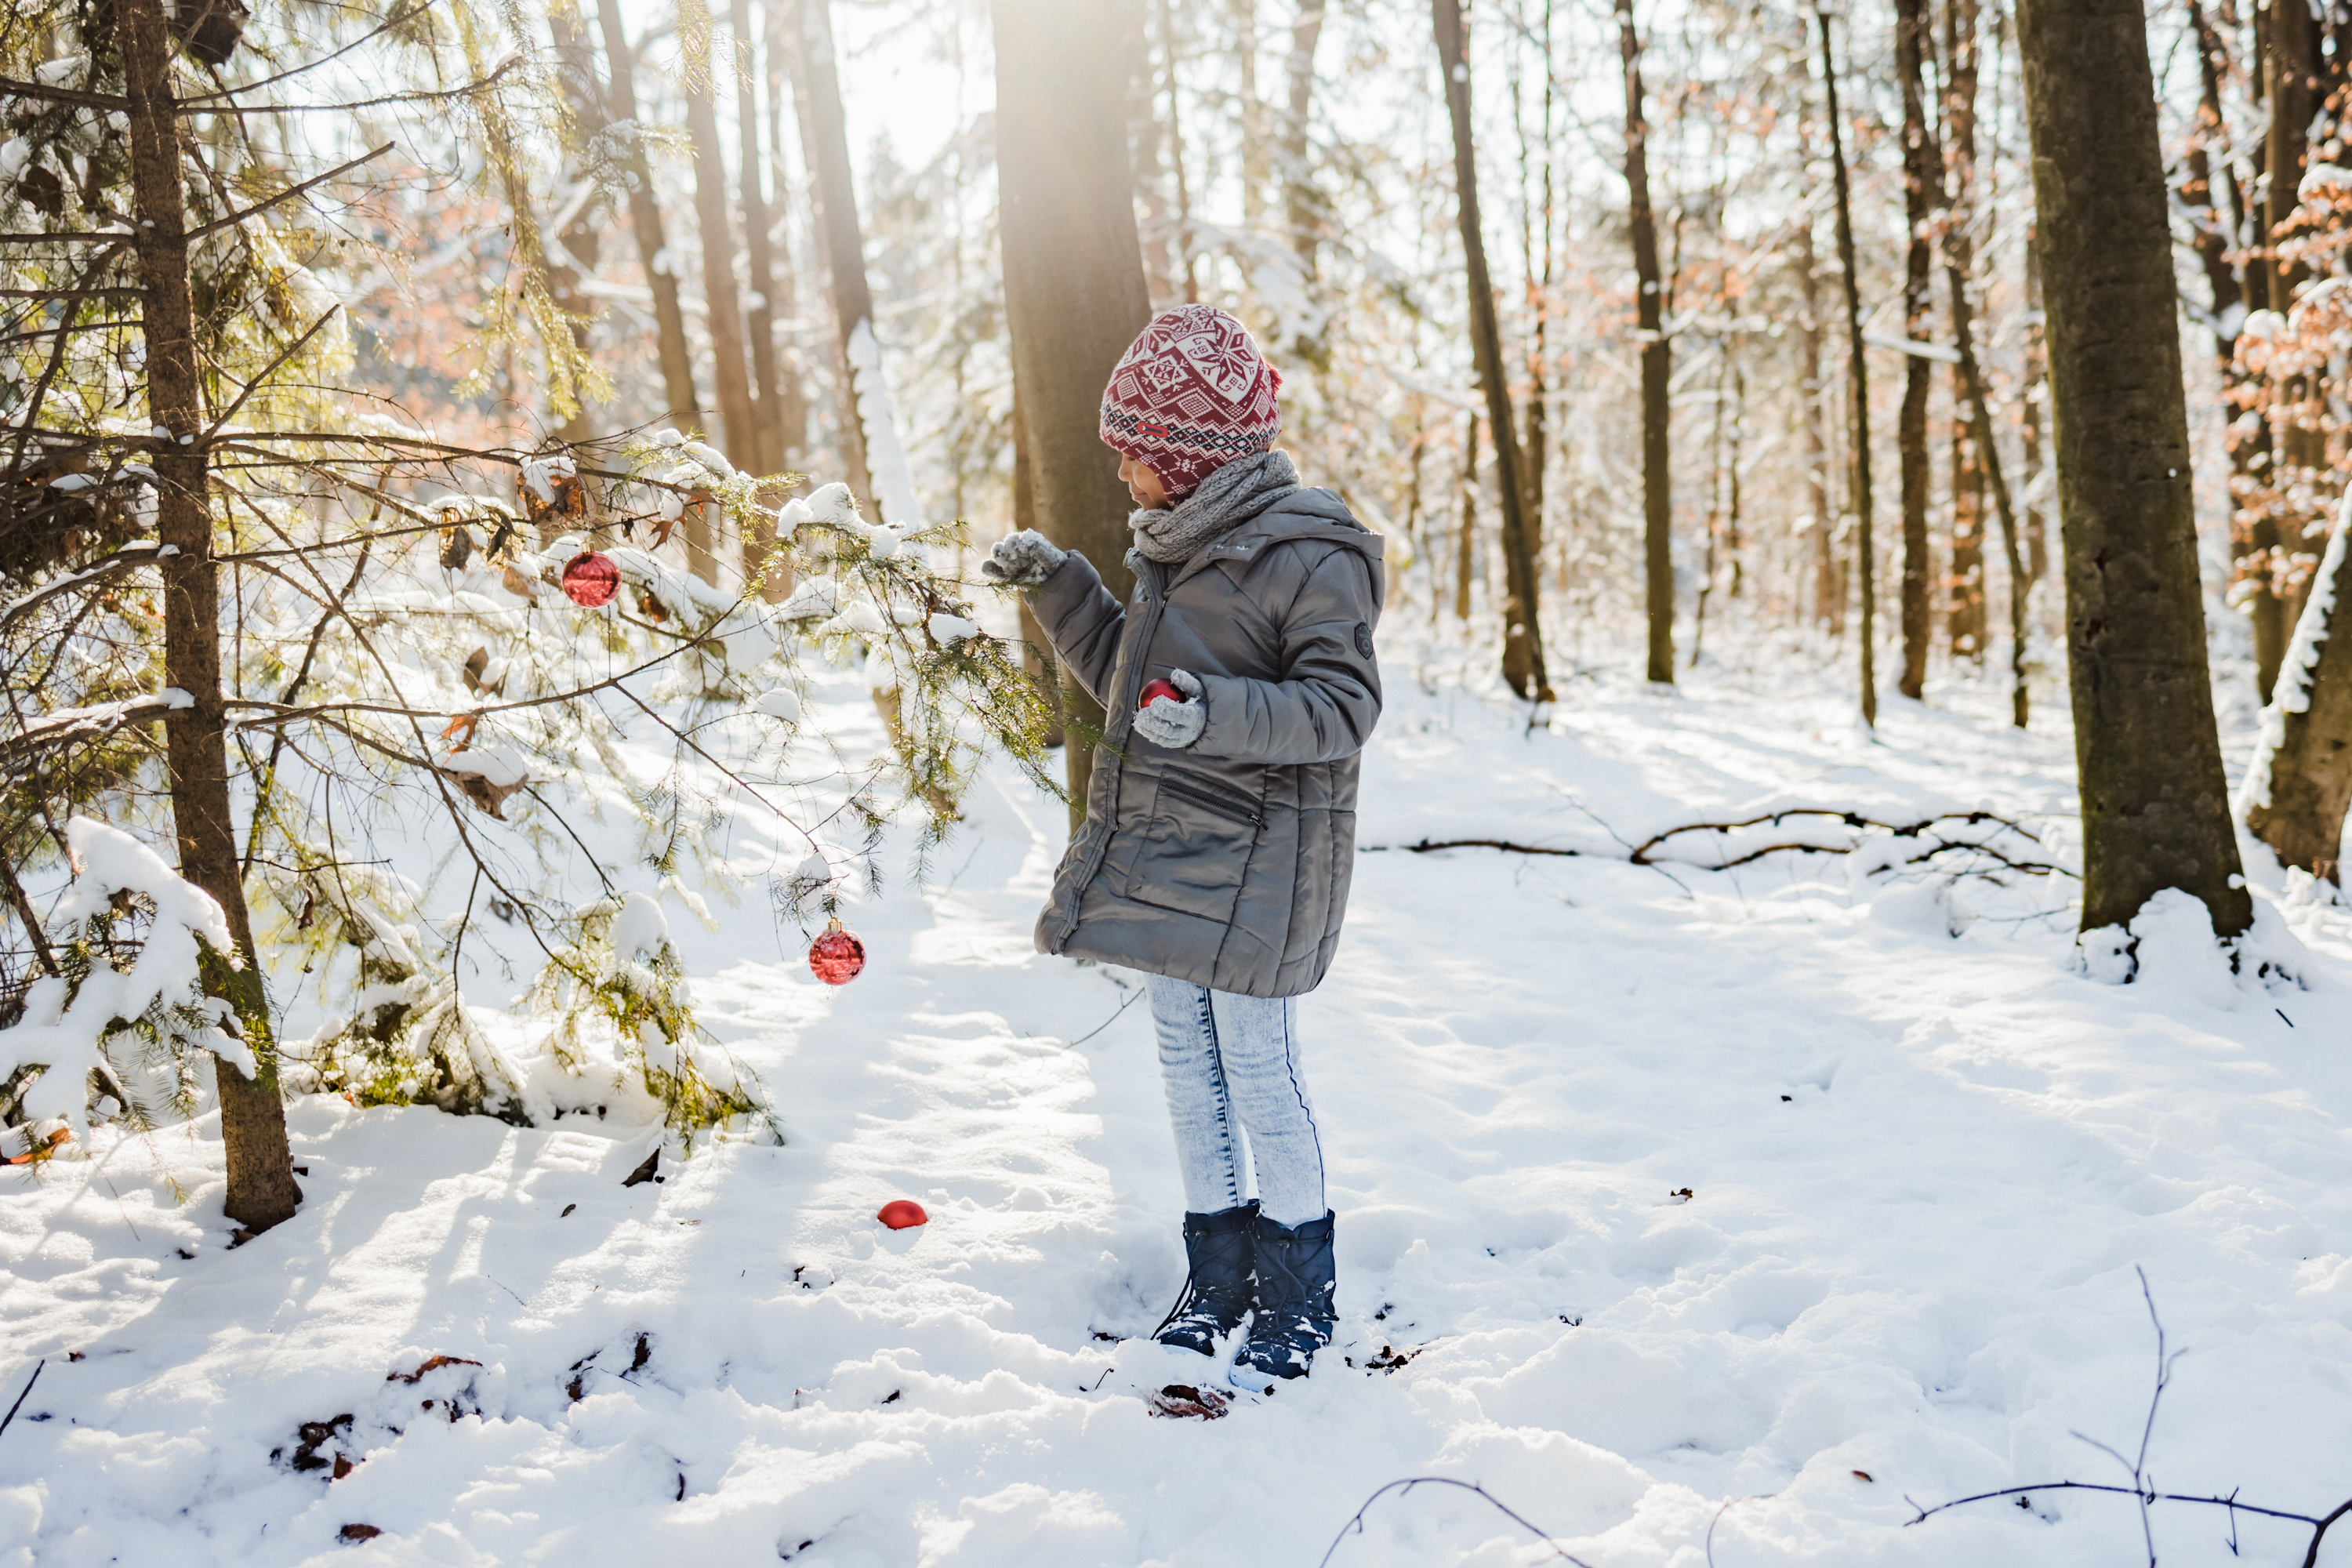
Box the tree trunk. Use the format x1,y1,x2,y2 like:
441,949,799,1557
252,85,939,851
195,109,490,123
2016,0,2252,938
2246,489,2352,880
1945,252,2028,729
731,0,794,598
760,0,810,468
1615,0,1672,685
2184,0,2270,702
1281,1,1328,279
122,0,300,1232
594,0,703,434
2021,227,2049,586
1894,0,1937,699
1456,409,1478,624
731,0,785,480
1520,0,1554,565
1436,0,1552,702
680,2,750,583
2248,0,2321,697
1794,133,1837,633
992,0,1156,829
1943,0,1986,660
787,0,877,517
1818,6,1877,726
1233,0,1265,221
547,3,612,533
1156,0,1200,305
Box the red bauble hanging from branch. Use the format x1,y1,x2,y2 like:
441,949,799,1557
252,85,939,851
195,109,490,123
808,918,866,985
561,551,621,608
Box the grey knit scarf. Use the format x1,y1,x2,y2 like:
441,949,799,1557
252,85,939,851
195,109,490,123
1129,449,1301,564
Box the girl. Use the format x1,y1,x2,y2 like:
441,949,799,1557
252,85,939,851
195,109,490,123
984,305,1383,1390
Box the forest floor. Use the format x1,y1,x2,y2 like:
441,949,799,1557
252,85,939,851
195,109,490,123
5,630,2351,1566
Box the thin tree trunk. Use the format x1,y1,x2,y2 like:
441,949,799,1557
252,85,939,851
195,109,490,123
1129,0,1176,304
2015,0,2252,938
1234,0,1265,221
1694,353,1726,666
1520,0,1554,564
2248,0,2321,695
1456,409,1478,624
681,0,750,583
1894,0,1938,699
1795,146,1837,633
733,0,791,597
2021,227,2048,586
2246,486,2352,880
122,0,300,1232
788,0,877,517
1944,0,1986,660
1157,0,1200,304
993,0,1156,830
1945,254,2028,728
1615,0,1671,685
2185,0,2268,699
761,0,810,471
1818,6,1877,726
731,0,784,477
595,0,703,434
1281,2,1328,278
547,3,612,535
1726,357,1744,598
1435,0,1552,701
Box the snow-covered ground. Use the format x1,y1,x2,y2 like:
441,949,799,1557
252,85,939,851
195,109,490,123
5,641,2352,1566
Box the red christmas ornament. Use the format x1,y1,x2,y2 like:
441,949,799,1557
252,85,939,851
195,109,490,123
1138,678,1184,709
877,1199,927,1230
808,918,866,985
561,551,621,608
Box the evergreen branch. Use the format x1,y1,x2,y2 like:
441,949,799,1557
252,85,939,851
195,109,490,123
201,306,342,438
0,543,181,634
175,2,441,103
185,144,395,241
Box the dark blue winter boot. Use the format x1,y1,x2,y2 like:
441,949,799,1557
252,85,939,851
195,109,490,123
1152,1203,1258,1359
1231,1209,1335,1392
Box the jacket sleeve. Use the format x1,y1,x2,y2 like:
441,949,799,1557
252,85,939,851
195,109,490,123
1025,549,1127,709
1192,546,1382,765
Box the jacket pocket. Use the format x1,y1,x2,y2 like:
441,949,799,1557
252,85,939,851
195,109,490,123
1122,768,1264,924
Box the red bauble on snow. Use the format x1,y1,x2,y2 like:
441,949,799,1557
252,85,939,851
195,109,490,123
561,551,621,608
808,919,866,985
1138,678,1184,709
877,1199,927,1230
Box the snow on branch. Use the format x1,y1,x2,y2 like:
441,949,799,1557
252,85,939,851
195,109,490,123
0,817,252,1145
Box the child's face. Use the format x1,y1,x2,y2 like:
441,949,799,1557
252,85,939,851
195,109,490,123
1118,452,1170,511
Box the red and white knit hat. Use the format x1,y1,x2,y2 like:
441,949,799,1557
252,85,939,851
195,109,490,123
1098,305,1283,502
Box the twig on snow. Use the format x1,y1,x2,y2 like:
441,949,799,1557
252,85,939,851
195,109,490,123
0,1360,42,1439
1903,1268,2352,1568
1318,1475,1595,1568
1366,837,1583,858
1707,1491,1780,1567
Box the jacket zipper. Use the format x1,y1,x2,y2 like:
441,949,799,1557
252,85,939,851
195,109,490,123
1157,771,1265,828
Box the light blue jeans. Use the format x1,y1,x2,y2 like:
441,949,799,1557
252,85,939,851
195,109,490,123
1144,975,1327,1227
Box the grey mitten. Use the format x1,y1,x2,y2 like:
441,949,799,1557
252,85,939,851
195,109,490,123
1133,668,1206,749
981,528,1066,586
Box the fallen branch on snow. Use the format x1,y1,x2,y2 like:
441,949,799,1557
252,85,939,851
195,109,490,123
1364,808,2075,880
1319,1475,1593,1567
1904,1268,2352,1567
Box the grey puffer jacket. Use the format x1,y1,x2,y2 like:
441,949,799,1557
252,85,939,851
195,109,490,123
1028,488,1384,998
